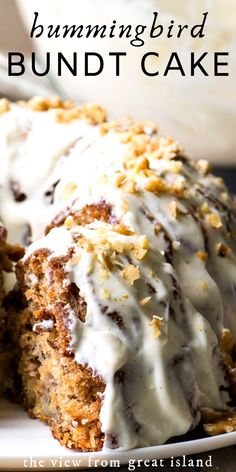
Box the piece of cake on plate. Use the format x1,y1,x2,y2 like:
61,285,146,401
0,97,235,450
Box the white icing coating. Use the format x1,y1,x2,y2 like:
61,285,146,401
0,99,236,449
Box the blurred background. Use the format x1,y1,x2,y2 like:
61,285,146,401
0,0,30,52
0,0,235,186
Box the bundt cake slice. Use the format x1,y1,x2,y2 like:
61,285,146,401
0,97,236,337
16,220,235,451
0,222,23,393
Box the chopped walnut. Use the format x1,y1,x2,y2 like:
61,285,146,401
216,243,231,257
213,177,224,187
134,156,149,172
137,120,158,136
69,254,81,266
198,202,210,215
85,104,107,124
154,136,183,160
172,179,186,197
141,169,158,179
140,296,151,306
27,96,49,112
56,103,107,125
0,98,10,115
145,177,170,194
114,172,126,188
114,119,158,145
27,95,65,112
131,133,150,153
121,199,129,213
112,240,125,253
99,120,118,136
150,315,164,338
56,108,79,123
138,235,149,249
78,237,94,253
201,407,236,436
169,201,178,219
49,96,66,109
113,225,135,236
196,251,208,261
122,179,137,194
100,288,110,299
171,161,183,174
195,159,211,175
154,223,162,235
169,201,188,219
220,328,235,355
119,131,134,144
172,240,181,251
100,269,109,280
221,192,229,202
133,248,147,260
96,251,113,270
89,430,97,450
207,213,223,229
124,158,139,170
64,216,76,229
121,264,140,285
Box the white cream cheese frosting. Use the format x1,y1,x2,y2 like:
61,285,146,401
0,97,235,449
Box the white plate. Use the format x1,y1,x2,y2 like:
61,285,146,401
0,398,236,470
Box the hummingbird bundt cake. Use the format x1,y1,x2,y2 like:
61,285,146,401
0,97,235,451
